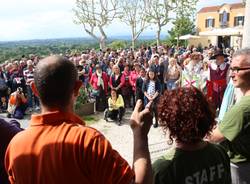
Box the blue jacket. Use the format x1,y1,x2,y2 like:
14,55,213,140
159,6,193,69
142,79,161,94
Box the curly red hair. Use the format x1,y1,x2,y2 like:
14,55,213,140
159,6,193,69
158,87,216,144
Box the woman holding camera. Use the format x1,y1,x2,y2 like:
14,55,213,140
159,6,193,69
7,87,27,119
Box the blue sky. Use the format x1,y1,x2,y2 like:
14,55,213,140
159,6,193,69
0,0,242,41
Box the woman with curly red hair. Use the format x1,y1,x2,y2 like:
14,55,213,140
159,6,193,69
153,87,231,184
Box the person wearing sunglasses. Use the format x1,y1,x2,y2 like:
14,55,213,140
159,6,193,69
208,48,250,184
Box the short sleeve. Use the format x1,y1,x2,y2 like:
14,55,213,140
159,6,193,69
85,133,134,184
153,159,173,184
219,105,244,141
117,95,124,108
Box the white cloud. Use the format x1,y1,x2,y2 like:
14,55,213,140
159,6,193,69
0,20,30,40
0,0,243,41
0,4,84,40
0,0,83,40
0,0,74,17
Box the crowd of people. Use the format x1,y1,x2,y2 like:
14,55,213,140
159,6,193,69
0,45,235,123
0,45,250,184
58,44,239,126
0,57,39,119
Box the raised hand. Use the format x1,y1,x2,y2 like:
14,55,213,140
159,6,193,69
130,100,153,136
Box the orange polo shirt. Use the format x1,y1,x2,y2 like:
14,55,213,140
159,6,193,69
5,111,134,184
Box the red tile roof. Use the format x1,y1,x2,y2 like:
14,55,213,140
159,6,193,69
198,3,245,13
230,2,245,9
198,5,220,13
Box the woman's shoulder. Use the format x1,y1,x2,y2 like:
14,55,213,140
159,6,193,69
143,79,149,84
205,142,227,154
152,148,177,177
101,72,108,77
153,143,227,169
118,94,123,99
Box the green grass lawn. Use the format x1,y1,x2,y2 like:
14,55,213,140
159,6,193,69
82,115,100,125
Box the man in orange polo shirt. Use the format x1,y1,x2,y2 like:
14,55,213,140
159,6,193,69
5,55,153,184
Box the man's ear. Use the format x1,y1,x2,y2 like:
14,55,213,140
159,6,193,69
31,82,39,97
74,80,83,97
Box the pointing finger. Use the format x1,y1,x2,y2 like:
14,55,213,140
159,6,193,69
145,101,152,110
134,99,143,112
140,103,154,117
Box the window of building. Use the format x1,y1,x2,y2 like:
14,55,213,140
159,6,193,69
234,16,244,26
205,18,215,28
219,10,230,27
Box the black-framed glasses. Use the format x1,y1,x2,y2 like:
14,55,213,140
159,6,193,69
230,67,250,73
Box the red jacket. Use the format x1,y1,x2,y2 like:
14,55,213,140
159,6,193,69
89,72,109,94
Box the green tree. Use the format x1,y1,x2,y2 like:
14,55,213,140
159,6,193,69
145,0,198,47
108,40,127,50
145,0,174,47
73,0,119,50
119,0,148,50
175,0,198,19
167,16,195,46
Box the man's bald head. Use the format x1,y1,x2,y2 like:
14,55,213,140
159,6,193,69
34,55,77,108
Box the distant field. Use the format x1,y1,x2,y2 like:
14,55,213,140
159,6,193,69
0,35,168,62
0,37,99,62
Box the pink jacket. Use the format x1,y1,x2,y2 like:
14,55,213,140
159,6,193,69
129,71,140,92
89,72,109,94
122,71,131,88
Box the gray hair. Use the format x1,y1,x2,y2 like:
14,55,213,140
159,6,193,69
233,48,250,64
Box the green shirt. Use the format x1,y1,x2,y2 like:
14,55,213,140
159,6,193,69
153,143,231,184
219,95,250,163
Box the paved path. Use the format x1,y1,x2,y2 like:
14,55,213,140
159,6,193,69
91,110,171,165
0,110,171,165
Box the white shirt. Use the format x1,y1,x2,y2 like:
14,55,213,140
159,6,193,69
147,80,156,97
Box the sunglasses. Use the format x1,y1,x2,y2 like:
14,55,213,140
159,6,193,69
229,66,250,73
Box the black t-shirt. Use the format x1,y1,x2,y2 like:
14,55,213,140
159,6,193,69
153,142,231,184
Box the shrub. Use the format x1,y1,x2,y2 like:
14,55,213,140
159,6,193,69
75,87,89,109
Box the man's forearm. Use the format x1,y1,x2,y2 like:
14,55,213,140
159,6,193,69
133,131,152,184
207,126,225,143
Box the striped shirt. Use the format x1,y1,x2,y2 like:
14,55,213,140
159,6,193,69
23,68,34,85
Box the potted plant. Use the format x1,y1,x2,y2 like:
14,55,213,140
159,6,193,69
74,86,95,116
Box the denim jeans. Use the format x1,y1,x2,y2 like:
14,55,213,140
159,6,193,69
167,79,177,90
27,85,39,108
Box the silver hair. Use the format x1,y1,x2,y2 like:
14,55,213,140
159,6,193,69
233,48,250,64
